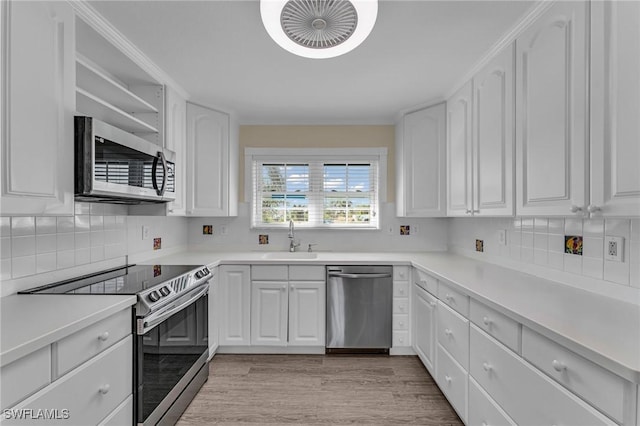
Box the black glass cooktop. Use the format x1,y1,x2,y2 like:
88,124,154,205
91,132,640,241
19,265,197,295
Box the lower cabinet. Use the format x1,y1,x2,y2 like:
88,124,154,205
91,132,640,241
219,265,251,346
413,282,437,375
208,267,220,356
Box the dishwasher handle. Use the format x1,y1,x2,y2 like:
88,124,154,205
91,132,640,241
328,272,392,279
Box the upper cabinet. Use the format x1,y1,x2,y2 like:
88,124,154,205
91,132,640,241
515,1,588,217
589,0,640,217
396,103,446,217
165,87,187,216
186,102,238,217
1,1,75,216
447,82,474,216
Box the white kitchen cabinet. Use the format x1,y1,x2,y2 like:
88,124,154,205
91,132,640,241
589,0,640,217
165,86,187,216
396,103,446,217
515,1,588,217
251,281,289,346
413,283,437,375
219,265,251,346
447,81,474,216
0,0,75,216
186,102,237,217
208,267,220,356
472,44,515,216
392,266,411,350
288,281,325,346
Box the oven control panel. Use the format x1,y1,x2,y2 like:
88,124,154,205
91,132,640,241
138,266,213,316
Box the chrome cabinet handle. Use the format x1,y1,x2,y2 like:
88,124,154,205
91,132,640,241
552,359,566,372
482,316,492,326
587,204,601,213
444,375,452,383
98,331,110,341
570,205,583,213
429,301,436,307
483,362,492,372
98,384,110,395
444,328,453,337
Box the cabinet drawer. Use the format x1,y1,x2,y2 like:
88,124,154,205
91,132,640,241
522,327,625,423
468,376,516,426
393,298,409,314
393,281,409,298
469,325,614,426
289,265,325,281
56,308,131,377
413,268,438,295
251,265,288,280
1,346,50,410
470,299,520,353
393,266,410,281
393,314,409,331
10,337,132,426
393,330,410,347
437,344,468,423
98,395,133,426
438,282,469,317
438,302,469,369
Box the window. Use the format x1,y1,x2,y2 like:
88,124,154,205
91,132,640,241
247,148,386,229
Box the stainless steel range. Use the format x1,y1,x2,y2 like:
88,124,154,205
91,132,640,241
21,264,213,426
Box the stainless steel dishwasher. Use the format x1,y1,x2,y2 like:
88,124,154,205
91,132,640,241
326,265,393,354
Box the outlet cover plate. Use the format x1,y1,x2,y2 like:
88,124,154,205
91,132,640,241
605,236,624,262
498,229,507,245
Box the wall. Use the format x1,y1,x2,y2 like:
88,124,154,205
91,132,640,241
448,217,640,299
239,125,395,202
0,203,188,296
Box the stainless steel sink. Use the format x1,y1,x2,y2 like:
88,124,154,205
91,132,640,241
261,252,318,260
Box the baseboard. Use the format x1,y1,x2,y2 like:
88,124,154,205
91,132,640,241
217,346,326,355
389,346,416,356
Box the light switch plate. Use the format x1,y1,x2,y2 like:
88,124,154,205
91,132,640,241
142,226,150,240
498,229,507,245
605,236,624,262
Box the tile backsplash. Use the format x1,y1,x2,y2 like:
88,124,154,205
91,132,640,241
449,217,640,290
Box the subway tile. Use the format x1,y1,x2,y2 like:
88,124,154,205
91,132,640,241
521,247,534,263
1,237,11,259
564,254,582,275
565,218,583,236
583,219,604,238
508,229,521,247
57,250,75,270
512,218,521,231
548,234,565,253
522,232,534,249
91,246,105,263
57,233,75,252
548,252,564,270
75,232,90,250
11,236,35,257
103,216,116,231
1,258,11,280
0,217,11,237
104,244,124,259
510,243,521,260
582,257,604,280
104,229,119,245
56,216,75,233
115,216,127,229
11,217,35,236
534,249,548,266
605,219,631,239
90,215,104,231
75,249,90,266
90,203,104,216
75,202,91,215
90,230,105,247
583,237,603,259
12,255,36,278
604,259,630,286
522,218,534,232
36,234,57,254
75,215,90,232
534,233,548,251
36,252,57,274
631,219,640,289
534,218,548,234
36,217,57,235
548,218,564,235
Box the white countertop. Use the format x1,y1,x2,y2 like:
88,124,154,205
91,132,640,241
0,294,136,367
146,250,640,383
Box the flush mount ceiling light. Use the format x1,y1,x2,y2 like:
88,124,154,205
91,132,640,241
261,0,378,59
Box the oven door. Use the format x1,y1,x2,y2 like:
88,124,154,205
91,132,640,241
136,285,209,426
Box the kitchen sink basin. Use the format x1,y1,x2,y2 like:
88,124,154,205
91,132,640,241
261,252,318,260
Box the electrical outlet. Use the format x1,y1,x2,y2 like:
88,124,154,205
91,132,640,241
142,226,150,240
221,225,228,235
605,236,624,262
498,229,507,245
387,225,394,235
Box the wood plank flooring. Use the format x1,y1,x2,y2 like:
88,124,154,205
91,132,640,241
177,355,464,425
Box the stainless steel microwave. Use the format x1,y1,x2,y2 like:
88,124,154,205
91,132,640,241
75,117,176,204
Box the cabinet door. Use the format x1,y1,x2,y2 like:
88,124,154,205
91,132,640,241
413,284,437,375
251,281,288,346
515,1,588,217
186,102,231,216
1,1,75,216
473,44,515,216
165,87,187,216
208,269,219,355
219,265,250,346
289,281,326,346
397,103,446,217
447,81,474,216
589,1,640,217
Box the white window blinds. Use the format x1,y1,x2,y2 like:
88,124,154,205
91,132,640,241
249,150,383,229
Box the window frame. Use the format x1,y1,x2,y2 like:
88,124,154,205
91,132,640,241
245,147,387,230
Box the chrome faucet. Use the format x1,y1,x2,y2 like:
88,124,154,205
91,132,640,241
288,220,300,252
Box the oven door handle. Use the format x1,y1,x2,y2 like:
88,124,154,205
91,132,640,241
139,282,209,334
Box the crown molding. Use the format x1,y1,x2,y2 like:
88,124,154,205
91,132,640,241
444,0,554,101
68,0,190,100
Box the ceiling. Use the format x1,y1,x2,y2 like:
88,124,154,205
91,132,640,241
89,0,534,125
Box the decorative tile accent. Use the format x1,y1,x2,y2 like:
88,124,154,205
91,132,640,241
564,236,583,255
400,225,410,235
153,238,162,250
258,235,269,245
475,239,484,252
203,225,213,235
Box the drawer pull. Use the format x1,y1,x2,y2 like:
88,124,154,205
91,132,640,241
420,279,427,285
399,306,405,312
98,332,110,341
281,285,286,292
399,321,405,327
444,328,453,337
98,384,110,395
482,423,489,426
399,288,406,295
429,301,436,307
445,293,453,301
482,316,492,326
482,362,493,372
552,360,566,372
444,375,452,384
290,285,295,292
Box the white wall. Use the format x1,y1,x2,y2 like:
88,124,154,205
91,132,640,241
188,202,448,253
0,202,188,296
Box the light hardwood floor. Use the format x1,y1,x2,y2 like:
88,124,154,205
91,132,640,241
177,355,464,425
